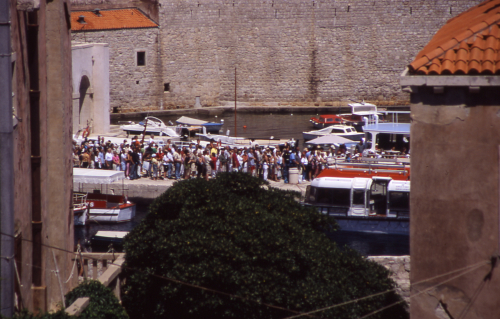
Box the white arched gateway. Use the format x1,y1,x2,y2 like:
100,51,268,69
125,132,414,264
71,42,110,135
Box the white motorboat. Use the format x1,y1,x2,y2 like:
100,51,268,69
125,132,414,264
120,116,181,137
302,125,364,141
339,101,385,131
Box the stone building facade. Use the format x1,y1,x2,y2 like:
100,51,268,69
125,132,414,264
71,0,483,111
71,9,161,112
402,1,500,317
4,0,75,314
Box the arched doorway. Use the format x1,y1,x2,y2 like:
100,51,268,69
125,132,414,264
78,75,92,130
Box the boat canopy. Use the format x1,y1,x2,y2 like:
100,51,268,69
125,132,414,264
363,123,410,135
307,135,353,145
176,116,209,125
73,168,125,184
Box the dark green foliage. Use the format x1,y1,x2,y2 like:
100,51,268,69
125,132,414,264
122,172,408,319
65,280,128,319
6,281,127,319
6,309,69,319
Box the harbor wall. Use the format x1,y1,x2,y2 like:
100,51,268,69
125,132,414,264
70,0,483,111
368,256,411,305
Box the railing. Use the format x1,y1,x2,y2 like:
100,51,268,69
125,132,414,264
65,253,125,316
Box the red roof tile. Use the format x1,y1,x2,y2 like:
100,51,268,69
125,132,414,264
71,8,158,32
409,0,500,75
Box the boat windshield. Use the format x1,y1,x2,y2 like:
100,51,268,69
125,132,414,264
331,128,345,134
308,187,350,207
352,190,364,206
388,191,409,211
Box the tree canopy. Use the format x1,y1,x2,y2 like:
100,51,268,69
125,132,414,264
121,172,408,319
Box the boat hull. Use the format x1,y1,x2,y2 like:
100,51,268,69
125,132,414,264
87,204,136,223
334,216,409,236
303,132,364,141
74,207,88,226
312,205,409,235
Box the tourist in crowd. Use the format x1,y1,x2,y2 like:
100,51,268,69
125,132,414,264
282,147,290,183
81,149,90,168
210,151,218,178
151,154,159,180
112,150,120,170
163,148,173,179
173,147,182,180
262,152,269,181
125,150,133,178
231,148,240,172
120,149,127,172
301,151,308,181
275,150,282,181
183,149,191,179
129,148,140,180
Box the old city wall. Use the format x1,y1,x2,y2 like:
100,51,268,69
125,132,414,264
71,0,482,111
158,0,482,109
72,28,162,112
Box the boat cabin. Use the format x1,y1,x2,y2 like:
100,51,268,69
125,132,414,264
304,176,410,219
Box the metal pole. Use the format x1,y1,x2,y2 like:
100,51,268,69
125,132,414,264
234,67,237,138
0,0,14,315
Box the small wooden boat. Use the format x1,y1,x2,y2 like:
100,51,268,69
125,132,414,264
91,231,129,252
85,192,136,223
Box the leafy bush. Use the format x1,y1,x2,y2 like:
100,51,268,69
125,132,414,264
6,280,127,319
65,280,128,319
122,172,408,319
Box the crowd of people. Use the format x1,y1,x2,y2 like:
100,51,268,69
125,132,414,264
72,135,364,183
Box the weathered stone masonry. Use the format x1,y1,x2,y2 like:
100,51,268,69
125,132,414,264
72,27,162,112
158,0,483,109
71,0,483,111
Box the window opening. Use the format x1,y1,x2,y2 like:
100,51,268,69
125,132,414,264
137,51,145,66
164,83,170,92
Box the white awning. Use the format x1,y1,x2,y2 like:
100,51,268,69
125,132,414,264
73,168,125,184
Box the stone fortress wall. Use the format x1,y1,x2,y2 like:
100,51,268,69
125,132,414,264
71,0,483,111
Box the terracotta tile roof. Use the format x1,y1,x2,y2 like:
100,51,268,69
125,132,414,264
71,8,158,32
409,0,500,75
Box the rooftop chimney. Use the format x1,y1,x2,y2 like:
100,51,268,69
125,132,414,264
93,8,102,16
77,15,86,24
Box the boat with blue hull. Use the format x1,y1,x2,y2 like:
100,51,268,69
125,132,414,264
176,116,223,134
304,176,410,235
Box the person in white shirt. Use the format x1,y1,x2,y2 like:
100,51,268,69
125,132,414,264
163,149,174,179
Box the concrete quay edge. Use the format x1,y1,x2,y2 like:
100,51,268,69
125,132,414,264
74,176,311,204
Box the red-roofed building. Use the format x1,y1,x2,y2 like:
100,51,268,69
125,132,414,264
71,8,158,32
407,0,500,76
401,1,500,318
71,8,162,112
